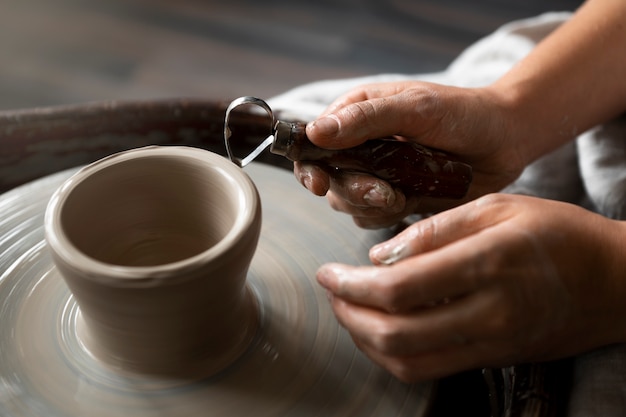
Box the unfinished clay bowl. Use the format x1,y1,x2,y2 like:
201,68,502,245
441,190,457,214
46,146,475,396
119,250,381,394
44,146,261,376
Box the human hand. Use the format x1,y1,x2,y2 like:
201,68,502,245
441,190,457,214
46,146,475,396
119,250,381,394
295,81,527,228
316,193,626,382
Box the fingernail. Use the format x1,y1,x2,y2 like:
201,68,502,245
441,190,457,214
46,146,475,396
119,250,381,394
370,241,408,265
299,171,312,190
296,163,315,190
316,265,331,288
363,183,395,207
311,115,339,137
317,263,343,289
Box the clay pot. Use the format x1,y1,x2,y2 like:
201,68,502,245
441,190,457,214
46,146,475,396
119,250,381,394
44,146,261,377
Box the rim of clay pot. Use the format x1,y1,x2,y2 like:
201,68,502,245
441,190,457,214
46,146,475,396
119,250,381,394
44,146,260,287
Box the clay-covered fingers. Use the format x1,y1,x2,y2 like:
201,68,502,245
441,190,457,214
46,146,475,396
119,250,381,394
326,168,404,207
325,169,414,229
295,160,413,228
294,160,472,227
294,161,400,207
294,161,331,196
295,163,400,208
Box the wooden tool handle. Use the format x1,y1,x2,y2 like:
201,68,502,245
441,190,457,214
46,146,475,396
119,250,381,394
270,121,472,199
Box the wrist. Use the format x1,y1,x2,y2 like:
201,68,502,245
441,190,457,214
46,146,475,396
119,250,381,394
483,80,575,167
478,84,535,171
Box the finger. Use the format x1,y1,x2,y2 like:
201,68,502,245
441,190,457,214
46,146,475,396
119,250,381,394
306,84,444,149
318,82,412,118
317,224,504,311
361,292,524,382
326,292,525,382
293,161,331,196
295,165,414,228
328,294,472,354
361,341,495,382
329,286,509,353
370,194,510,265
324,169,406,211
306,97,401,149
325,191,410,229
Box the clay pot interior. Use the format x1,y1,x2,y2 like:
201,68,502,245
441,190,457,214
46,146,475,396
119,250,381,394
44,146,262,377
60,153,235,266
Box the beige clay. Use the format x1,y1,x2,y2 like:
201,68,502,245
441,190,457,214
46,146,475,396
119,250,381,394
44,146,262,376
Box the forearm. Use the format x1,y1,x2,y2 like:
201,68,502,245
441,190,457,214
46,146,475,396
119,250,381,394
490,0,626,164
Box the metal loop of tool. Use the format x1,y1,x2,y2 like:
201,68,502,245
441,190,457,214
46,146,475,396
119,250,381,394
224,96,276,167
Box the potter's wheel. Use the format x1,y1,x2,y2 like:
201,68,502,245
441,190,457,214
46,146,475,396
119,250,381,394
0,162,434,417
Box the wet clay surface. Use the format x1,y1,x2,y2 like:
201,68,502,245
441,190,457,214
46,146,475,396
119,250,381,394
44,147,262,376
0,162,433,417
59,154,238,266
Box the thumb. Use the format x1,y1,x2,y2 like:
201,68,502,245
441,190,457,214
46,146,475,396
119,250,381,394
306,83,448,149
306,98,402,149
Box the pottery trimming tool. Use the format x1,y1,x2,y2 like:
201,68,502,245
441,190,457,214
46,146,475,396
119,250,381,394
223,96,473,199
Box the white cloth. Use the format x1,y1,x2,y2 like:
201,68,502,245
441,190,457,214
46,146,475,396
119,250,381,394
269,12,626,416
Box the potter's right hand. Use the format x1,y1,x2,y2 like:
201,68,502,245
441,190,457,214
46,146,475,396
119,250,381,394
294,81,527,228
316,194,626,381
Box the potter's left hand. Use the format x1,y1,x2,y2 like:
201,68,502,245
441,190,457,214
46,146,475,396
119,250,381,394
316,193,626,382
295,81,526,229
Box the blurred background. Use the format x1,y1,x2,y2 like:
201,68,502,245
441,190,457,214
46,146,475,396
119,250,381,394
1,0,582,111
